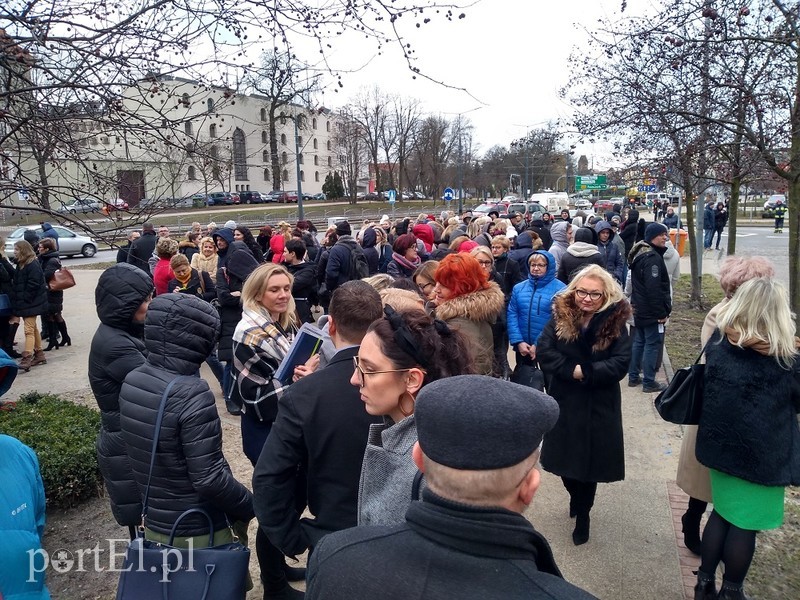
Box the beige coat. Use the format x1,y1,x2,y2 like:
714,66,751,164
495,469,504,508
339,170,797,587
675,300,726,502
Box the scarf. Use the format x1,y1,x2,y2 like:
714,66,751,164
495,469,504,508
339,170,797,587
724,327,782,356
174,267,192,288
392,252,420,272
566,241,600,258
233,306,293,360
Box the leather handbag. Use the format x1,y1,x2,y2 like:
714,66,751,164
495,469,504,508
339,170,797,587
511,362,545,392
49,267,76,291
654,341,710,425
116,377,250,600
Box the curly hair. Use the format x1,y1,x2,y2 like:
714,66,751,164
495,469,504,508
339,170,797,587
718,256,775,298
156,237,179,259
434,253,489,298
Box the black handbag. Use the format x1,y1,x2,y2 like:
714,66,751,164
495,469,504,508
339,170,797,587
511,362,545,392
116,377,251,600
654,341,710,425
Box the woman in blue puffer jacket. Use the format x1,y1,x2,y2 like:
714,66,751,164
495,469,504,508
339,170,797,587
507,250,566,370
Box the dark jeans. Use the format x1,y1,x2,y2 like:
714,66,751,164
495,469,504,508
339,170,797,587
703,228,714,249
629,323,663,386
713,227,724,249
205,349,224,388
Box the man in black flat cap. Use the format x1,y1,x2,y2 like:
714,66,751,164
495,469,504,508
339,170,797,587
306,375,596,600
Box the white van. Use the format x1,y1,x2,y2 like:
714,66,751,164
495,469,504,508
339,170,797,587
529,192,570,214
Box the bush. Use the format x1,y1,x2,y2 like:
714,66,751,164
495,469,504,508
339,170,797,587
0,392,102,508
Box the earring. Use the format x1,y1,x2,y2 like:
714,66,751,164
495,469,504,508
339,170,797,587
398,391,415,417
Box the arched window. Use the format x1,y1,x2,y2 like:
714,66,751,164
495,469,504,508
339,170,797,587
298,154,304,165
233,128,247,180
282,169,289,182
326,121,330,132
184,121,193,136
261,131,267,144
300,170,305,182
314,155,318,166
314,171,319,182
298,136,303,146
212,165,220,179
280,112,286,125
313,138,318,150
281,152,288,165
297,114,305,129
262,150,268,163
281,133,287,146
206,98,213,112
327,156,332,167
312,118,317,129
260,108,266,121
326,140,331,151
209,124,217,138
188,166,196,180
263,168,270,181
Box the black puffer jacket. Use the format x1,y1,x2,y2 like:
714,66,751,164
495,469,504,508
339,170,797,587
38,250,63,314
89,263,154,527
628,241,671,327
12,259,47,317
216,241,260,362
120,294,254,536
287,261,319,324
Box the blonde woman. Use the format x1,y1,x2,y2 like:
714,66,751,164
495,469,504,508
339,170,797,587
11,241,48,371
694,278,800,600
231,262,309,598
190,236,219,284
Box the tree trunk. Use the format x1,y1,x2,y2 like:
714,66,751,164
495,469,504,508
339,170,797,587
789,176,800,334
269,113,280,191
681,169,702,308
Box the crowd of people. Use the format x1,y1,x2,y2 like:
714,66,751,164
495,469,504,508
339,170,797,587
3,201,796,600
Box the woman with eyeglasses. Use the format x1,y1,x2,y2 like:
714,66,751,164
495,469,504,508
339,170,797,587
507,250,566,381
412,260,439,310
352,305,473,526
386,233,421,279
432,253,505,376
536,264,632,546
470,246,511,379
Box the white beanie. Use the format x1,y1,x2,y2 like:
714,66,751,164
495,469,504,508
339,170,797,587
224,220,236,230
379,214,390,225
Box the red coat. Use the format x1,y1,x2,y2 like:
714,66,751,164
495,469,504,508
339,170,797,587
270,236,285,264
152,258,174,296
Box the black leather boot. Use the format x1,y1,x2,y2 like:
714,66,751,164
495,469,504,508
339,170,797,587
572,513,590,545
693,570,716,600
4,322,21,358
717,581,751,600
44,321,60,351
682,511,703,555
57,320,71,346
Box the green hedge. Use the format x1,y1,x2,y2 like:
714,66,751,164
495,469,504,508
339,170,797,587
0,392,102,508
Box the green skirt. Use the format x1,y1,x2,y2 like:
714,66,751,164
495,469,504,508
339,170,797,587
710,469,784,530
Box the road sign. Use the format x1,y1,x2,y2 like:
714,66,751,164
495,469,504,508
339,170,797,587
386,189,396,204
637,184,657,192
575,175,607,191
443,187,454,202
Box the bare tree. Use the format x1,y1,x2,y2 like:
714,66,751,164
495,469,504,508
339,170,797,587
350,86,389,193
334,106,367,204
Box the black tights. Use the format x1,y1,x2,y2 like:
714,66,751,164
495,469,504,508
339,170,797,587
561,477,597,516
699,509,757,586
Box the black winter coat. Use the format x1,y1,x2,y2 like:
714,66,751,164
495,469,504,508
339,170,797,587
628,241,672,327
126,231,157,275
12,259,47,317
697,332,800,487
306,490,595,600
556,248,605,284
216,242,260,362
119,294,254,536
0,256,14,296
253,347,381,557
286,261,318,324
493,254,523,301
538,296,632,483
88,263,154,526
325,236,358,292
167,268,216,302
38,250,63,314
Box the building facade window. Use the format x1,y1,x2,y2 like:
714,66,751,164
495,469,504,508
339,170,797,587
281,152,288,165
312,117,317,129
262,150,269,162
327,140,331,151
188,166,196,180
207,98,214,112
209,124,217,138
264,168,270,181
262,131,267,143
298,154,303,165
282,169,289,182
260,108,267,121
326,121,330,132
281,133,287,146
233,128,248,180
300,170,305,182
313,138,318,149
314,171,319,182
328,156,332,167
210,146,218,159
280,112,286,125
314,155,318,166
184,121,193,136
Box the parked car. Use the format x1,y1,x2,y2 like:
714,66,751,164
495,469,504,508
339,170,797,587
5,225,97,258
472,202,504,215
574,198,593,210
312,193,326,201
762,194,788,218
239,191,265,204
103,198,129,211
593,198,616,213
267,190,290,203
285,190,299,203
413,191,427,199
58,198,101,214
207,192,235,206
507,202,547,222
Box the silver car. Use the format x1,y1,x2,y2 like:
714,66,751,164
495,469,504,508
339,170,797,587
5,225,98,258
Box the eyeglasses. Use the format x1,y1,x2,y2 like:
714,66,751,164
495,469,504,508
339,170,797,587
575,289,603,301
352,356,415,387
418,281,434,293
477,260,493,267
529,262,548,270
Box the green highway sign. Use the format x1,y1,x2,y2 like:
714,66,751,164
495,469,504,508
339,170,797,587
576,175,607,190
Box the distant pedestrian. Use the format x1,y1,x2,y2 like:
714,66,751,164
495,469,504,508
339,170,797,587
773,197,787,233
713,202,728,250
703,198,715,249
126,222,157,274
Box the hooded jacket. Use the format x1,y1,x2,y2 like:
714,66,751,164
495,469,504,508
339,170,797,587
628,240,671,327
325,235,359,292
556,228,603,284
361,227,380,275
509,232,534,273
618,210,639,258
88,263,154,526
120,294,254,536
434,282,505,376
507,250,566,349
216,241,260,362
41,222,59,249
212,227,234,268
547,221,571,272
412,223,434,253
594,221,625,283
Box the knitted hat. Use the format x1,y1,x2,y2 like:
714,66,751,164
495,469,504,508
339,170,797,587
458,240,479,253
336,220,352,236
224,220,236,230
415,375,559,470
644,222,668,242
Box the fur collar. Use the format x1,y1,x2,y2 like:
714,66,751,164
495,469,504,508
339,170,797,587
552,293,631,352
435,282,505,323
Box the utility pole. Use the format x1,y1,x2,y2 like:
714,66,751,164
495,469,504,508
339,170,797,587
294,114,304,221
457,135,463,214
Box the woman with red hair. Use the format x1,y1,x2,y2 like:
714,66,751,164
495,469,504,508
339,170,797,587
432,253,505,375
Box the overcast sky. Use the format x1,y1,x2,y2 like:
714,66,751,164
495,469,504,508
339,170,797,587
306,0,657,168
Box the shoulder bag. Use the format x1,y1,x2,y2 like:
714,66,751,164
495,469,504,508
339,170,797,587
654,340,711,425
49,266,76,291
116,377,250,600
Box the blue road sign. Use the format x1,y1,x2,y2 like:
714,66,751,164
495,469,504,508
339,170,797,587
443,187,454,202
386,189,396,204
638,184,657,192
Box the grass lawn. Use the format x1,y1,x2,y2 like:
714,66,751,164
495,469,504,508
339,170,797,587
666,273,800,597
